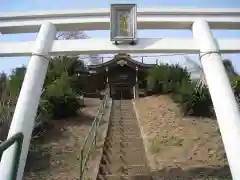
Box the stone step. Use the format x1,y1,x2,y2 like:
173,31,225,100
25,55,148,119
106,163,125,174
108,162,126,173
126,165,150,175
108,148,146,156
108,129,141,135
110,126,139,130
110,124,138,127
107,139,145,147
104,143,144,150
106,135,142,140
113,109,133,111
113,104,132,106
110,119,137,123
104,174,152,180
111,112,136,115
109,124,139,127
105,147,146,155
110,119,139,127
103,137,145,145
108,128,141,133
108,154,148,166
110,120,138,124
109,125,140,130
111,116,136,119
106,139,143,145
110,123,140,127
112,107,132,109
107,163,149,174
108,132,141,137
97,100,151,180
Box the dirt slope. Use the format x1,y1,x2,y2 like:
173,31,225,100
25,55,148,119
23,98,101,180
134,95,232,180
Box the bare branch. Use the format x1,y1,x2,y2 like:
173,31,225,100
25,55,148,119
56,31,89,40
183,55,207,92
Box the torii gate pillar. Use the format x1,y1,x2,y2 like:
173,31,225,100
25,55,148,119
192,20,240,180
0,22,56,180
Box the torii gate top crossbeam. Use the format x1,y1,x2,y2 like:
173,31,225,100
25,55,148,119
0,8,240,34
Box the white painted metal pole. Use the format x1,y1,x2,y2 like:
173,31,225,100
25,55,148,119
192,20,240,180
0,22,56,180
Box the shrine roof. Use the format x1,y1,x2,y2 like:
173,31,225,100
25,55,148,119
88,53,155,70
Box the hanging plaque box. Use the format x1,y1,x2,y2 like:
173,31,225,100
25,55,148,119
110,4,137,43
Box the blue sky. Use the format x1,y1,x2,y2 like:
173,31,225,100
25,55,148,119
0,0,240,74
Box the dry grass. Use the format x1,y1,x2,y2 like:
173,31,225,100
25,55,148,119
134,95,232,180
23,98,101,180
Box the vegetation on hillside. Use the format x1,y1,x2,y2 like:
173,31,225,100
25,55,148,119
146,59,239,117
1,50,238,141
0,56,85,141
0,31,97,141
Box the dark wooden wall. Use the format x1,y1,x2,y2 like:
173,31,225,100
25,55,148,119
108,65,136,88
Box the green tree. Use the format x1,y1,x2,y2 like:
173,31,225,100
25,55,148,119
0,30,92,140
7,66,26,99
147,63,190,94
0,55,83,140
0,72,7,99
223,59,238,78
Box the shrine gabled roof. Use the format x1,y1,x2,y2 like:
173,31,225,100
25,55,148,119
88,53,155,70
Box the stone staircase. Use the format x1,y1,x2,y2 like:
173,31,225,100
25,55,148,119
97,99,152,180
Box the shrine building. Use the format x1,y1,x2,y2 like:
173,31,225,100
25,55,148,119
77,53,155,99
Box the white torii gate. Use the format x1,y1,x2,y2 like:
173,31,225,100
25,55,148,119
1,7,240,180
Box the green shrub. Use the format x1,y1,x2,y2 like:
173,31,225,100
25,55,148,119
171,77,214,117
146,65,166,93
147,63,214,117
231,76,240,104
171,78,194,104
48,94,80,119
0,56,81,126
147,63,191,94
178,83,213,117
43,71,80,119
36,99,54,123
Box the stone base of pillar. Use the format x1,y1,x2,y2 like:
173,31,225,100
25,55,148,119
133,86,136,99
135,84,139,99
133,84,139,99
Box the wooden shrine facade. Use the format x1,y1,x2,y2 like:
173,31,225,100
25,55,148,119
77,53,155,99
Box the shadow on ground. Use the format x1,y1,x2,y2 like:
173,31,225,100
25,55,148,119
148,165,232,180
0,123,10,142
